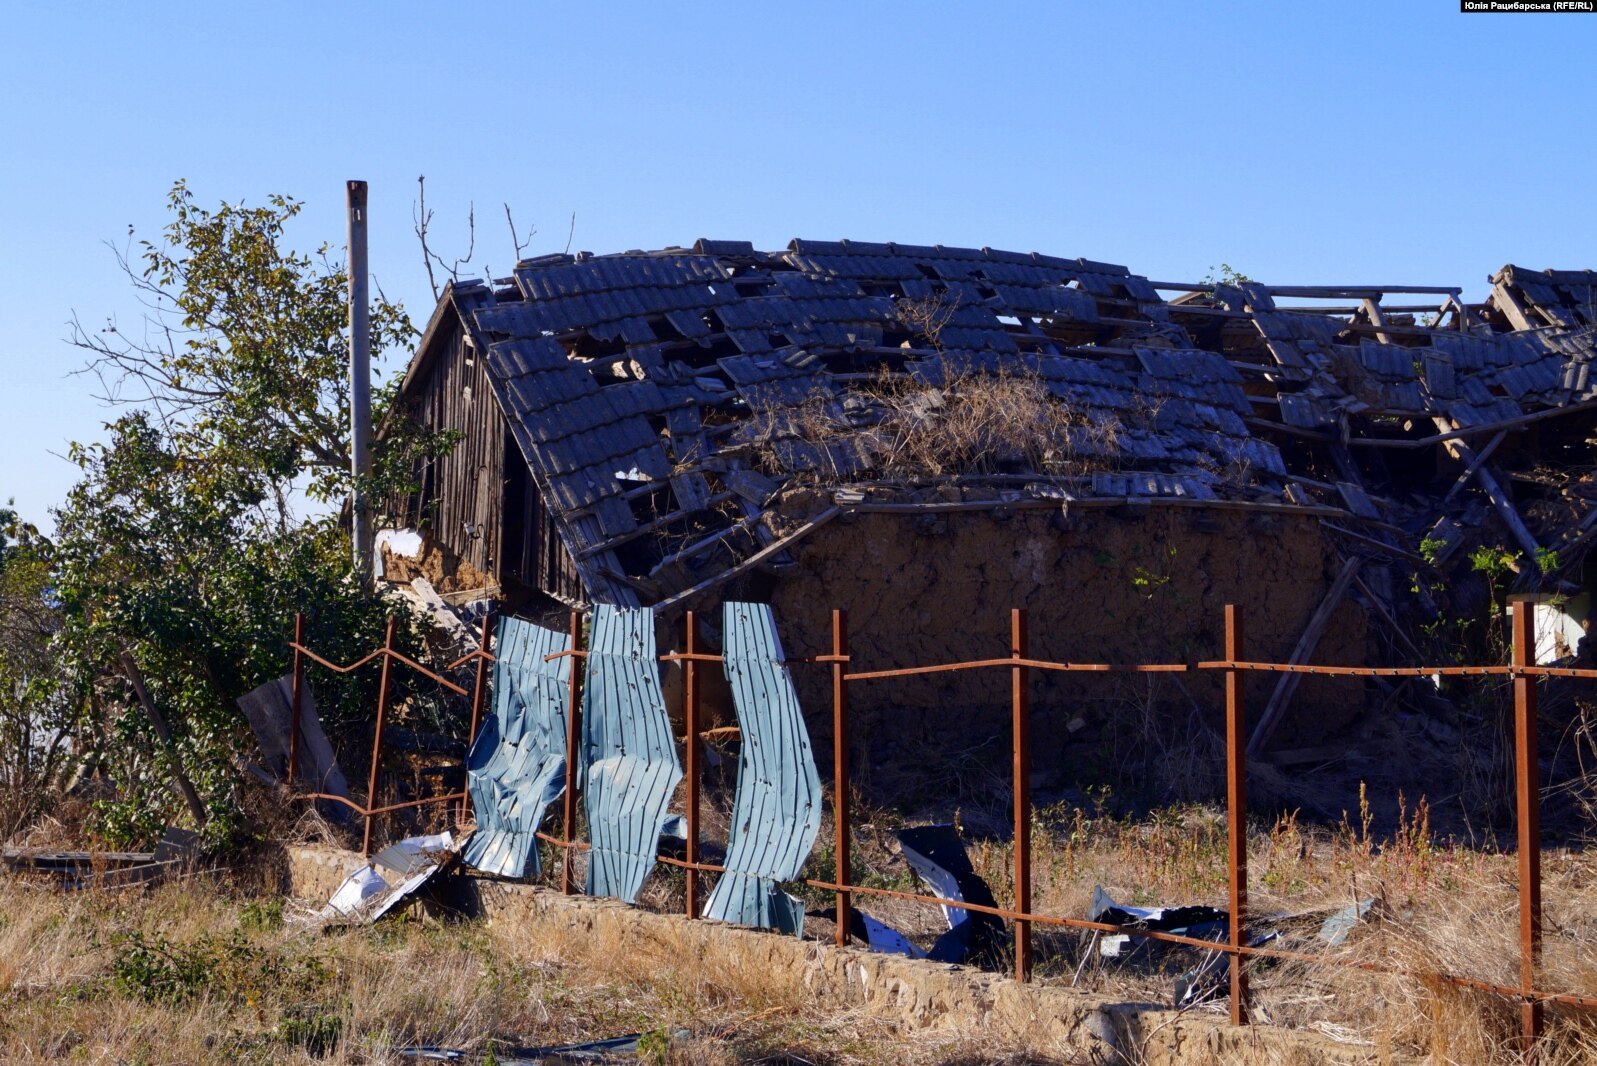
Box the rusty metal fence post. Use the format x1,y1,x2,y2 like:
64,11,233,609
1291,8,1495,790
1011,608,1033,983
460,613,494,827
684,610,702,919
361,615,399,856
1009,606,1034,983
1224,603,1251,1025
561,610,585,895
288,612,305,787
1512,600,1543,1054
832,609,852,946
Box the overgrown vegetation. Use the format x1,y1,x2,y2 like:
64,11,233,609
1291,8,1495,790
1,184,457,851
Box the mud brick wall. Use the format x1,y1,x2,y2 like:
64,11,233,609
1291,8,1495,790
767,507,1367,794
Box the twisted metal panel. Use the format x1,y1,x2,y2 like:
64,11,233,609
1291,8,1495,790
703,602,822,934
582,605,682,902
462,618,571,877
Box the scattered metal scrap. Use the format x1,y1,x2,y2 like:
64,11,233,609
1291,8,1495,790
400,1029,690,1063
462,617,572,878
702,602,822,935
1,827,199,891
1084,886,1382,1008
314,831,461,926
896,824,1008,964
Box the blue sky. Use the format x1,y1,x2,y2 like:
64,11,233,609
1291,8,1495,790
2,1,1593,530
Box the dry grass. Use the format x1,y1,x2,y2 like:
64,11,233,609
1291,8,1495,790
745,364,1119,485
942,794,1597,1066
0,874,1058,1065
5,781,1597,1064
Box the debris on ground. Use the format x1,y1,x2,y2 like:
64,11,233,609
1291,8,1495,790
897,823,1007,964
308,831,461,927
398,1029,690,1063
1,825,199,890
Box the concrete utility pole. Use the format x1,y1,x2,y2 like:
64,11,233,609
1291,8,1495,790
347,180,373,587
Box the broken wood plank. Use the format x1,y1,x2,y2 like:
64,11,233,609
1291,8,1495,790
1441,429,1507,503
1432,417,1543,561
650,507,842,616
1247,555,1365,758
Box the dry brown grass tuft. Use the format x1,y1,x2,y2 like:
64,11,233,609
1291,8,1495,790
746,364,1119,485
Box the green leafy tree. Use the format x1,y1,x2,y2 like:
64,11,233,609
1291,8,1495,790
69,180,449,509
0,504,73,838
42,183,452,848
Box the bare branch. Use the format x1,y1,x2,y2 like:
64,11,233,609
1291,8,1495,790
504,202,535,261
564,212,577,255
414,174,440,301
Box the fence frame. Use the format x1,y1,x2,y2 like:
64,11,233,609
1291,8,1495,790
287,611,495,855
291,599,1597,1054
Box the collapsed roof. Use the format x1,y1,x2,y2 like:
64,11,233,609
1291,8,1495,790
399,241,1597,610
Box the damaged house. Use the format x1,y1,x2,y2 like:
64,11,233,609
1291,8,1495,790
383,241,1597,771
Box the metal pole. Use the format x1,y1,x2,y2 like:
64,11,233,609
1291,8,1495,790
832,609,852,946
288,612,304,787
362,615,398,856
684,610,701,919
347,180,373,588
561,610,584,895
1512,600,1543,1054
1225,603,1251,1025
462,612,493,826
1012,608,1032,983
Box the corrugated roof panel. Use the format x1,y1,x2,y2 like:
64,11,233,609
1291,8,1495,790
702,603,823,935
462,619,572,879
581,606,682,903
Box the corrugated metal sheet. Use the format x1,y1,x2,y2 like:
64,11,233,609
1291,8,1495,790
582,605,683,902
702,602,823,935
462,618,572,878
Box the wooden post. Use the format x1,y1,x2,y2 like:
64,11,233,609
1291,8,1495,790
684,610,702,919
288,612,305,787
361,615,398,856
461,612,493,826
561,610,584,895
1011,608,1032,983
1512,600,1543,1054
832,609,851,946
1225,604,1251,1025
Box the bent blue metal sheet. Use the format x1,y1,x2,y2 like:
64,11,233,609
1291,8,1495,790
703,602,822,935
582,605,682,902
461,618,571,878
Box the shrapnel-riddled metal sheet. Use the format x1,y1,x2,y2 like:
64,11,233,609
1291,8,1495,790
703,602,822,935
582,605,683,902
461,618,571,878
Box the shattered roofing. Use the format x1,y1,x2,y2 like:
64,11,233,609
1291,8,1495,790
403,239,1597,609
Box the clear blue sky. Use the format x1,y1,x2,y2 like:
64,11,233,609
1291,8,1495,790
3,2,1593,531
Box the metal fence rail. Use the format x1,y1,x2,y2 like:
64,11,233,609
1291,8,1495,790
289,600,1597,1054
287,612,494,853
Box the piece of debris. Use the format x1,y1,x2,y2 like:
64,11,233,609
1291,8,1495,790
311,831,461,926
1,825,199,891
462,618,572,879
398,1029,690,1063
702,602,822,936
896,824,1006,964
237,674,357,824
1318,898,1378,946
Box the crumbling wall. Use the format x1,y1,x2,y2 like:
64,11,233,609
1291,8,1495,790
770,507,1367,800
